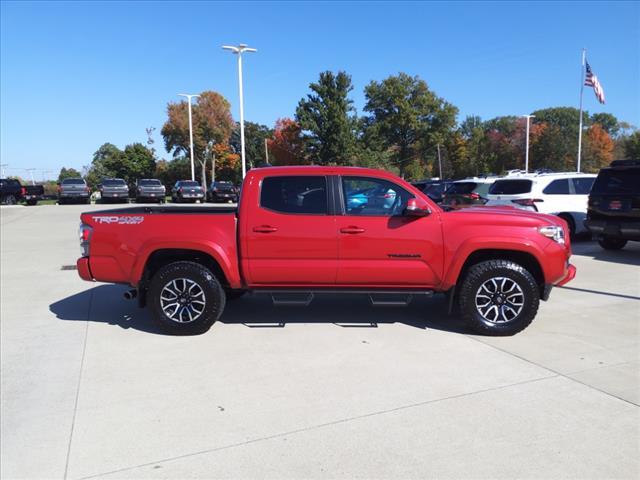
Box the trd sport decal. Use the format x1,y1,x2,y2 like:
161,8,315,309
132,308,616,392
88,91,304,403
92,216,145,225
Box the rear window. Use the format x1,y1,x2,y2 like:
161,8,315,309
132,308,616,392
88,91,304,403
261,176,327,214
102,179,126,186
446,182,477,194
214,182,235,191
180,181,200,187
138,179,161,186
591,170,640,194
489,180,533,195
62,178,85,185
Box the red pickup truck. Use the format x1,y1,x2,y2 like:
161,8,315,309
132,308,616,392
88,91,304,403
76,166,576,336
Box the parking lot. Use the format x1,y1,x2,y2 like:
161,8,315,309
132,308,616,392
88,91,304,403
1,203,638,479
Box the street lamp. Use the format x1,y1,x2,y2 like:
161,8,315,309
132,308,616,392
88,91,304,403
0,164,7,177
178,93,200,181
522,115,535,173
222,43,257,179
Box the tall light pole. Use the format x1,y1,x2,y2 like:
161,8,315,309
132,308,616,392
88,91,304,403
222,43,257,179
26,168,36,185
522,115,535,173
0,164,7,177
178,93,200,181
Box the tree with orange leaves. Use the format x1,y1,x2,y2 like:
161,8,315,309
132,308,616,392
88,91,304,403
583,123,614,172
267,118,307,165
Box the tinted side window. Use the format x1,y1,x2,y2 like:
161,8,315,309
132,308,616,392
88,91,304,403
489,180,533,195
261,176,328,214
342,177,413,216
543,179,570,195
572,177,595,195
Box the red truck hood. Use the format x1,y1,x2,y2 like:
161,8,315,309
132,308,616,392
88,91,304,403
444,205,565,226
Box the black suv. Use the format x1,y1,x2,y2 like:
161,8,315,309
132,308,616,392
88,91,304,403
410,179,453,203
585,160,640,250
207,181,238,203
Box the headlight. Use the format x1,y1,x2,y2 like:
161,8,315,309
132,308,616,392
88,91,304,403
538,225,565,245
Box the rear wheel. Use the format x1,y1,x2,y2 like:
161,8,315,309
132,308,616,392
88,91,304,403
148,261,226,334
26,199,37,206
3,194,17,205
598,237,627,250
458,260,539,336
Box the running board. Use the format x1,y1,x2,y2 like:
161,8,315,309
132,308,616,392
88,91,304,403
265,290,433,307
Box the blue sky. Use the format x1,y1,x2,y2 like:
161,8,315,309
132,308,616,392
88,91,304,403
1,1,639,178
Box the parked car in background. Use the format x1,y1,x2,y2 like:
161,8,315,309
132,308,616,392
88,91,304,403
585,160,640,250
135,179,166,203
0,178,44,205
207,181,238,203
485,172,596,237
172,180,205,203
99,178,129,203
441,178,496,209
58,178,90,204
411,179,454,203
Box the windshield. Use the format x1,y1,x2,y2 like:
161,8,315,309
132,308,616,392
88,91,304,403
138,179,161,186
489,179,533,195
592,170,640,194
446,182,477,194
62,178,85,185
180,181,200,187
102,179,126,186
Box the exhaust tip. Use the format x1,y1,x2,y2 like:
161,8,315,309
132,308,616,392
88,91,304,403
123,289,137,300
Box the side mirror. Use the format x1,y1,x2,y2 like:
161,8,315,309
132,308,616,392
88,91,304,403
404,198,430,217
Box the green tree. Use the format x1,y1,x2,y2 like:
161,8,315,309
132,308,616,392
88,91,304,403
57,167,82,182
363,73,458,176
590,113,619,137
85,142,156,187
623,131,640,159
531,107,589,171
161,91,235,187
295,71,358,165
230,121,273,167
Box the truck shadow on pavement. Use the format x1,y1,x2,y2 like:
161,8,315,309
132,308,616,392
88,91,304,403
571,239,640,266
49,285,469,335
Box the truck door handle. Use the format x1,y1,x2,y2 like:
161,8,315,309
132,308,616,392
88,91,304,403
340,226,365,234
253,225,278,233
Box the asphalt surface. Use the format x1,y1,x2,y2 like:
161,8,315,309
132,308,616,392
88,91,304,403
1,203,639,479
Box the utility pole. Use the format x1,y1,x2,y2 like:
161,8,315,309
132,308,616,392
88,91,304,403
436,144,443,179
178,93,200,181
26,168,36,185
522,115,535,173
222,43,257,179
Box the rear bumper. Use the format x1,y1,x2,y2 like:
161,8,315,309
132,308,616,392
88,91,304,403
77,257,94,281
584,219,640,240
60,192,89,198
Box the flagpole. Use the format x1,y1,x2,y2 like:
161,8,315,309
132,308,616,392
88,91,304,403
577,48,586,173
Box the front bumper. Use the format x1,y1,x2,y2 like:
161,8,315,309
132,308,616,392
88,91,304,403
542,264,576,300
584,219,640,240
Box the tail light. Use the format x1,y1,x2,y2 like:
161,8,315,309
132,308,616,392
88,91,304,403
85,186,90,193
512,198,544,212
79,223,93,257
468,192,481,200
21,187,26,196
57,186,62,193
179,187,183,193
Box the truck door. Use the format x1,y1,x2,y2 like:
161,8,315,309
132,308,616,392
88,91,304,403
244,175,338,285
336,175,443,287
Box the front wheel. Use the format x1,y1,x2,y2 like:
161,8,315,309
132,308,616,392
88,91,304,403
148,261,226,334
458,260,539,336
598,237,627,250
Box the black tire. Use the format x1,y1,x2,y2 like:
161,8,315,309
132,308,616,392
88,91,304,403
558,214,575,239
458,260,539,336
4,194,17,205
85,198,91,204
148,261,226,334
225,289,247,301
598,237,627,250
26,199,37,206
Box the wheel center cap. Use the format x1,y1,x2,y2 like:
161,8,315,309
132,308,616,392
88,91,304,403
495,296,504,304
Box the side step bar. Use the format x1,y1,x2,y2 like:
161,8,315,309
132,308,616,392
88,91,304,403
265,290,433,308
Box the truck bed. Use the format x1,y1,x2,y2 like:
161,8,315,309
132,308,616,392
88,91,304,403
90,205,237,215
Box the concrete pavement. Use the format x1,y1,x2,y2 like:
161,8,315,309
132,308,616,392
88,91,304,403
1,203,638,479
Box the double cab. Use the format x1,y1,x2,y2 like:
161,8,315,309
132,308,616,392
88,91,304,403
77,166,576,336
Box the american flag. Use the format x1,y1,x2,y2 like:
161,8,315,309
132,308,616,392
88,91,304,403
584,60,605,104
